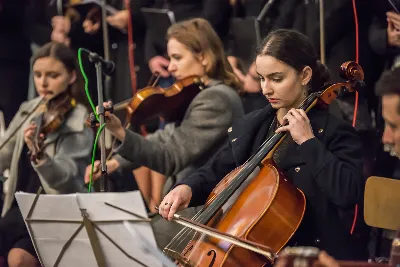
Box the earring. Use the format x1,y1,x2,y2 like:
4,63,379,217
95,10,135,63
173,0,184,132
303,85,308,96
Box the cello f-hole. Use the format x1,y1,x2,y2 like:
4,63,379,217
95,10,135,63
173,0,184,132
207,249,217,267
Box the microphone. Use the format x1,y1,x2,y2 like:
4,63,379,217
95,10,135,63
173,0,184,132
86,50,116,75
364,176,400,230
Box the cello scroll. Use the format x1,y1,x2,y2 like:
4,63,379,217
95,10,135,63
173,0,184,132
318,61,366,107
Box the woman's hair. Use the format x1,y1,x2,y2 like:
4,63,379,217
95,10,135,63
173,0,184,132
31,42,86,104
167,18,241,91
256,29,330,91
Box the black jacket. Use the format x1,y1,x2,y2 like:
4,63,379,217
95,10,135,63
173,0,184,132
179,104,368,260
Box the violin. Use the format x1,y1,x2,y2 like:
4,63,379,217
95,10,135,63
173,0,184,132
89,75,204,129
162,62,366,267
30,92,76,162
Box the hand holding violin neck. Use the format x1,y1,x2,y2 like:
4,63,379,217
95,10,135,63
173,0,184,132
98,102,125,142
98,102,114,116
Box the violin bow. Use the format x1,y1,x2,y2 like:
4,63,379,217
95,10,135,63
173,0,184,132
155,207,276,262
0,95,48,153
125,0,138,94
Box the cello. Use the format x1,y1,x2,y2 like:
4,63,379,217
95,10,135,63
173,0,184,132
161,61,366,267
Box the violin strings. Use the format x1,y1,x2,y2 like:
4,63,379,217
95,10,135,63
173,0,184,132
166,93,318,254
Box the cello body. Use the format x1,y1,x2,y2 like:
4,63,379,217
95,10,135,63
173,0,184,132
178,160,306,267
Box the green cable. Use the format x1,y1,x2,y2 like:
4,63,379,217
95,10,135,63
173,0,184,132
77,48,106,192
78,48,99,121
88,124,106,193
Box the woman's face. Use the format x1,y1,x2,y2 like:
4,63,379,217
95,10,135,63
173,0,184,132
255,55,311,110
167,38,207,80
33,57,76,98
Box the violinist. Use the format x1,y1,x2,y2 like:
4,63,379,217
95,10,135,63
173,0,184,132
0,42,93,267
159,29,367,261
86,18,244,247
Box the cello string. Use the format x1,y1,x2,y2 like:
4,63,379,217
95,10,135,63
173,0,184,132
165,208,205,251
166,92,318,253
166,167,253,251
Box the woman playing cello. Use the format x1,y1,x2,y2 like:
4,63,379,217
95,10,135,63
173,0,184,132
0,42,93,267
87,18,244,247
159,29,368,261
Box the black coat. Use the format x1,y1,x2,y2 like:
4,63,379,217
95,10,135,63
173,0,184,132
179,104,368,260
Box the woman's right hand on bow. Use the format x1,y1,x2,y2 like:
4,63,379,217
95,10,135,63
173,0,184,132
159,185,192,221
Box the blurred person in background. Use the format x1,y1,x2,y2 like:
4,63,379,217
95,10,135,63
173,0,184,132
0,42,93,267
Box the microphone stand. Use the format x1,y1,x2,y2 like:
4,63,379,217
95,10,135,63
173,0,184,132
319,0,326,64
255,0,278,45
100,0,112,100
99,0,113,151
90,55,108,192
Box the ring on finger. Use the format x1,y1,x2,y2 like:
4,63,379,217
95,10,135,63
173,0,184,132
164,202,169,205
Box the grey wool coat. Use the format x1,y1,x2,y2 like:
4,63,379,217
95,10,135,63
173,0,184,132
0,98,93,216
114,80,244,183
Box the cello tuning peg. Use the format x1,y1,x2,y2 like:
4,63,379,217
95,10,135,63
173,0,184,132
335,86,348,98
353,80,367,92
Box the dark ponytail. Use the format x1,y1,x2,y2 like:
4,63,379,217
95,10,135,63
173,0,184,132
311,60,331,90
